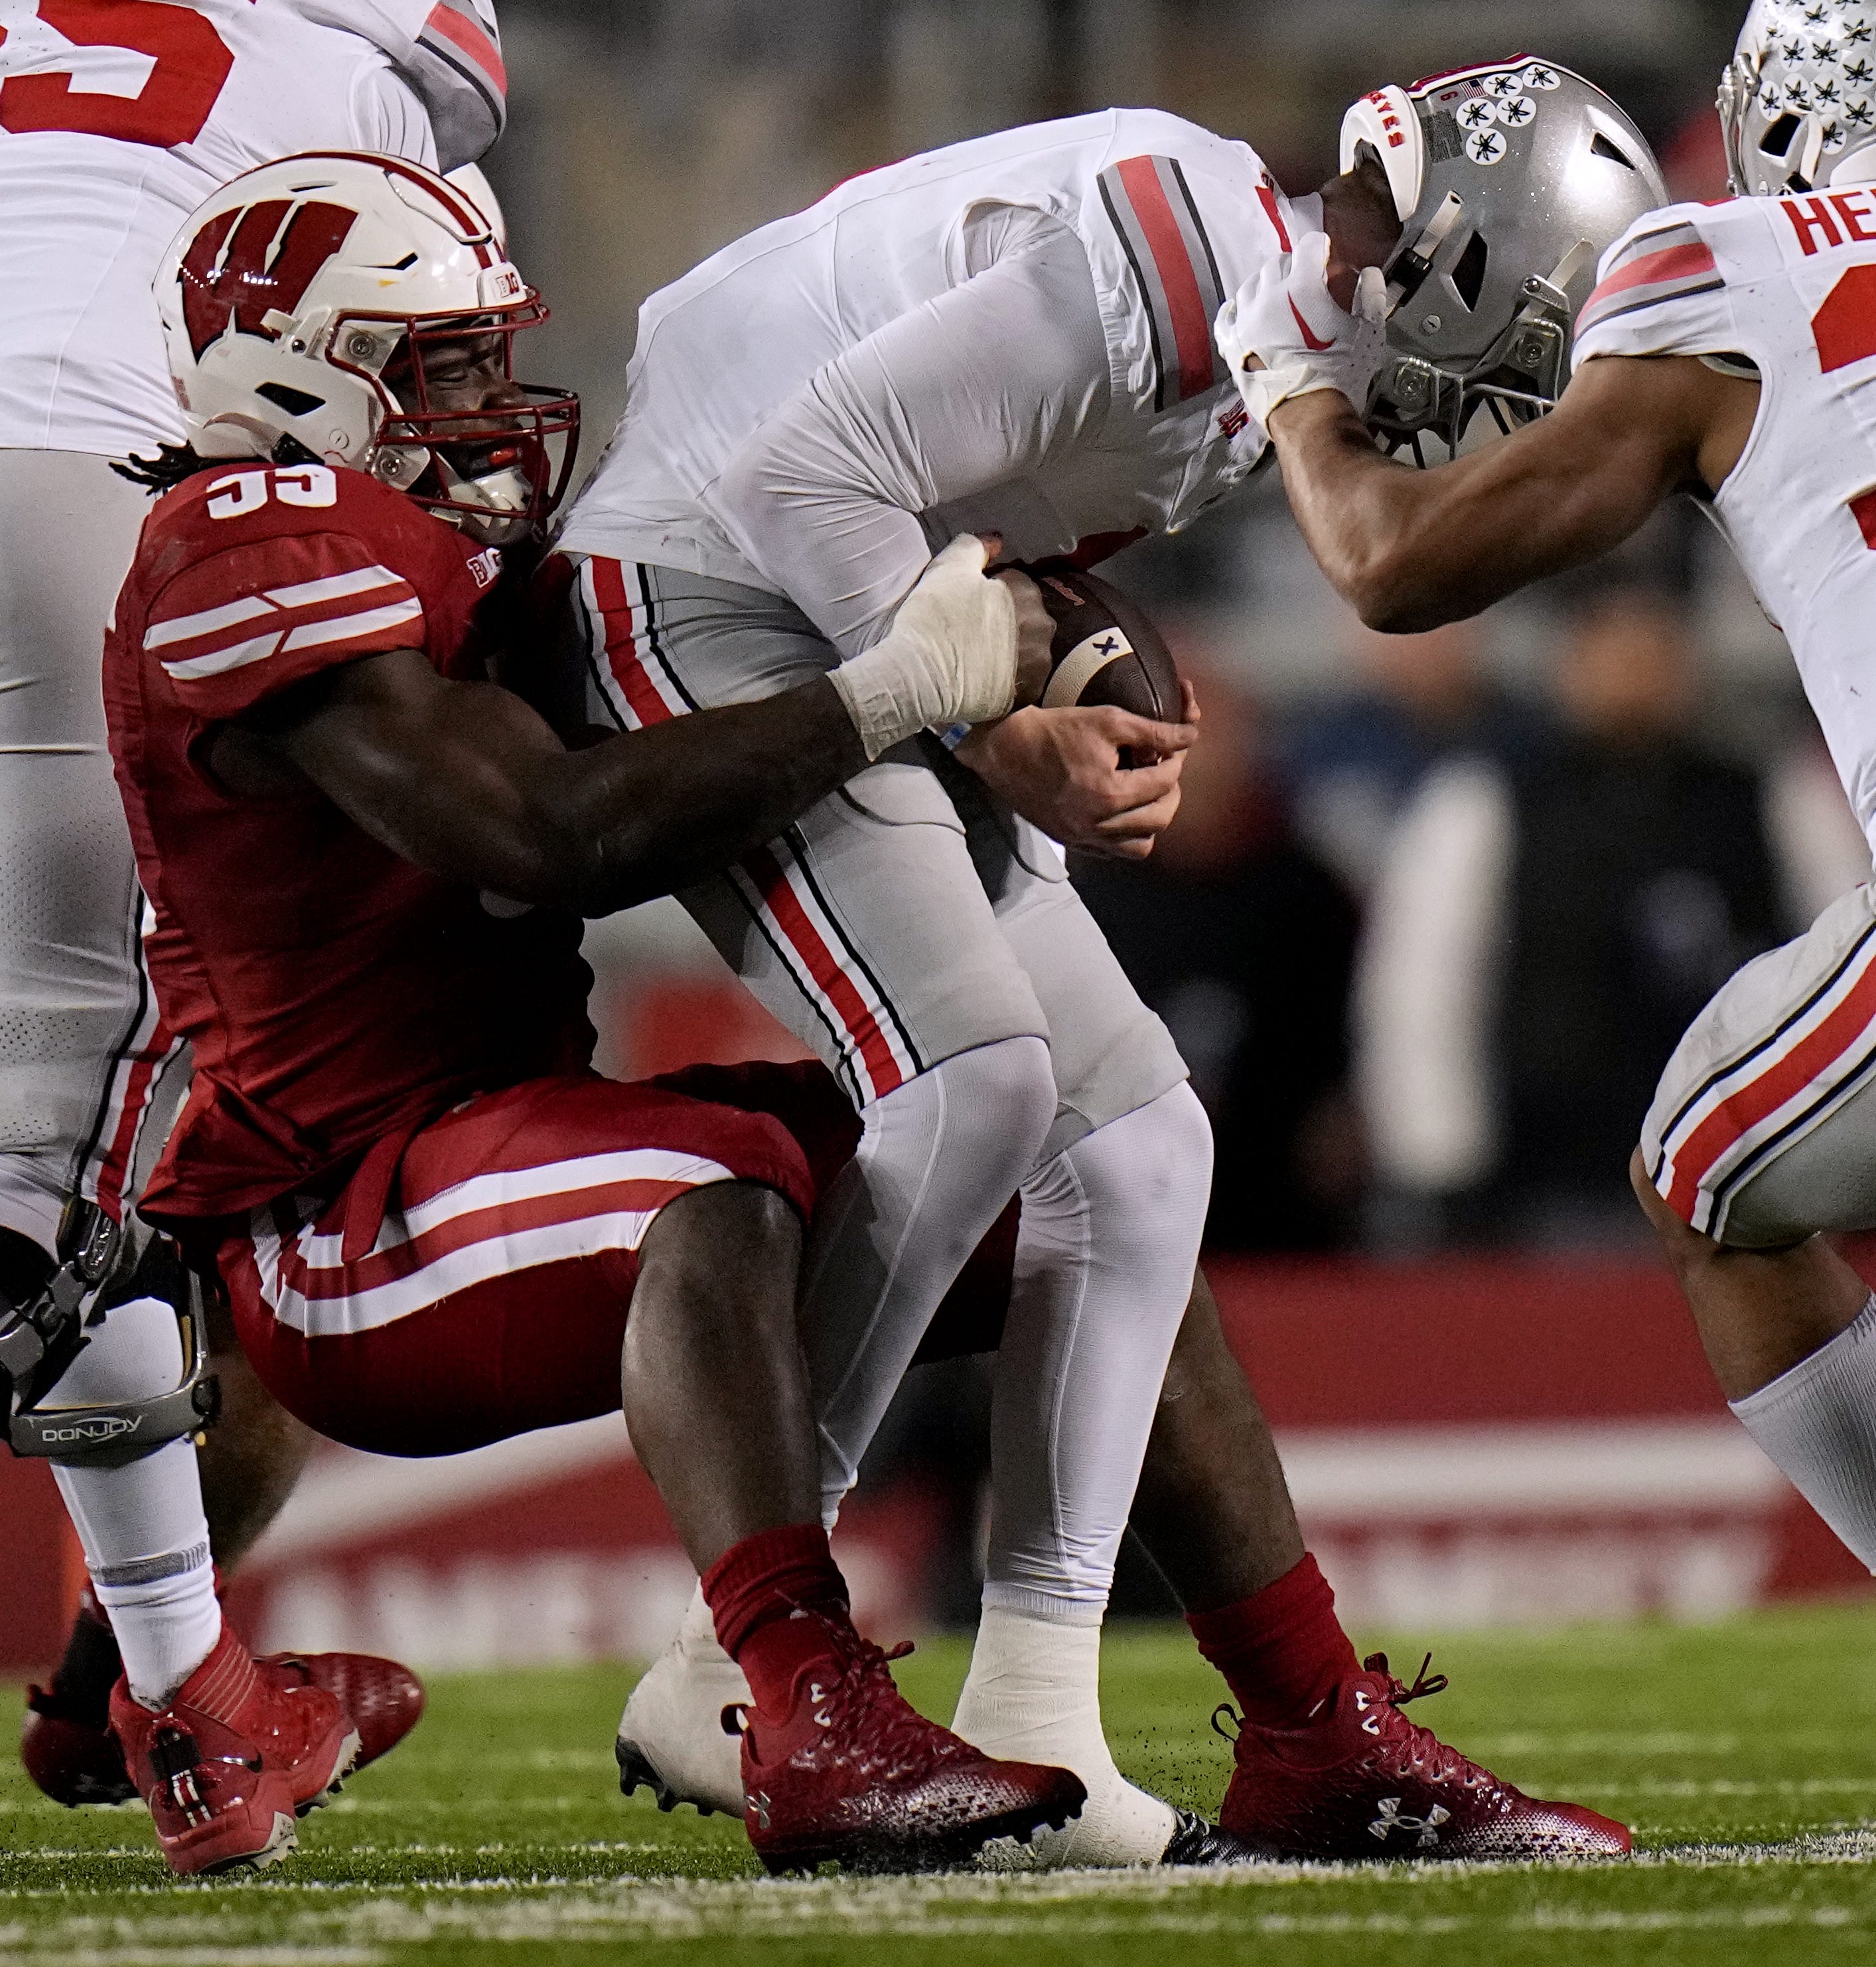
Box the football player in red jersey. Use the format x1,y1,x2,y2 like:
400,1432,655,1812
102,150,1082,1878
110,123,1634,1877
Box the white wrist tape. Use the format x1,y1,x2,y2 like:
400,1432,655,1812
829,534,1018,760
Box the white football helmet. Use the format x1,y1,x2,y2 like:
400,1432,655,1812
1340,58,1666,461
156,151,577,544
1719,1,1876,195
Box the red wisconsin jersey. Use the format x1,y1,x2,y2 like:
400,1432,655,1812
104,461,593,1230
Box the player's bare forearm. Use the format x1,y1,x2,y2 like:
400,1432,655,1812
552,679,869,911
269,649,867,914
1266,356,1741,632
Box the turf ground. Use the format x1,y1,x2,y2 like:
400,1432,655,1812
2,1603,1873,1966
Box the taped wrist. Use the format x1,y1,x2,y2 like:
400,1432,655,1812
829,636,945,761
829,535,1019,759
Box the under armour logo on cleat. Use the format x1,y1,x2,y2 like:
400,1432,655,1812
748,1789,771,1830
1369,1796,1451,1849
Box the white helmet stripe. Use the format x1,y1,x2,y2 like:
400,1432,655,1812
1339,85,1424,222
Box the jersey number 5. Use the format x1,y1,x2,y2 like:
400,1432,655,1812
0,1,232,149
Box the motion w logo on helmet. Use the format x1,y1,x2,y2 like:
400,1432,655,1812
179,201,358,360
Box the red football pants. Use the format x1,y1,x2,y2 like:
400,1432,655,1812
222,1062,1017,1457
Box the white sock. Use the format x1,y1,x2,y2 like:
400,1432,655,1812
952,1605,1176,1867
47,1295,221,1709
1731,1293,1876,1572
984,1084,1212,1614
803,1035,1058,1523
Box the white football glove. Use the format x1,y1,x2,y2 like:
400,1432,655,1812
830,535,1019,760
1214,231,1389,434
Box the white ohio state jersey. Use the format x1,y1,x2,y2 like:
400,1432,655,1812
0,0,500,458
1575,192,1876,856
561,109,1289,614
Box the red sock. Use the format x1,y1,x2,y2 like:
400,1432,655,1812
700,1522,851,1719
1186,1554,1361,1731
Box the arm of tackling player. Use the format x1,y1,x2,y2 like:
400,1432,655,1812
1264,353,1759,632
238,535,1049,916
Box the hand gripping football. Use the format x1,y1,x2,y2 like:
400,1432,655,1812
1017,560,1183,725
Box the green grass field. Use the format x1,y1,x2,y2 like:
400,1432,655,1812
3,1605,1873,1966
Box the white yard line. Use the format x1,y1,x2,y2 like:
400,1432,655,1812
9,1839,1876,1956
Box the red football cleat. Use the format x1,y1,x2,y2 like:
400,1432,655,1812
261,1651,425,1771
1216,1652,1631,1862
23,1603,423,1810
735,1615,1086,1875
109,1622,359,1877
21,1682,137,1807
21,1585,137,1806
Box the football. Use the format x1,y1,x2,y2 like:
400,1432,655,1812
1017,560,1183,741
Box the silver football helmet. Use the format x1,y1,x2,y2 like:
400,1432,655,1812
1340,58,1668,462
1719,1,1876,196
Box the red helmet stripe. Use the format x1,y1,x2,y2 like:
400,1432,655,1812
260,151,499,269
1408,54,1537,96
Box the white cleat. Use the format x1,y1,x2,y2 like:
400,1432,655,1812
614,1586,747,1818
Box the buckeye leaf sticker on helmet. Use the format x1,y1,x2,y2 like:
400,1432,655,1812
1338,58,1667,465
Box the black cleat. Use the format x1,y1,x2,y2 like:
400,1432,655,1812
1160,1806,1270,1865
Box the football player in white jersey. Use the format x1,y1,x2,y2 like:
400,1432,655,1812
0,0,504,1871
559,72,1652,1866
1228,6,1876,1613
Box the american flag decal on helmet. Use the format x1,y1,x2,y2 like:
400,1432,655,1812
1099,155,1228,411
1577,220,1722,336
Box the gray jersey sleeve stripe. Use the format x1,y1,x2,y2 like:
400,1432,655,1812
1159,157,1228,395
1099,156,1228,412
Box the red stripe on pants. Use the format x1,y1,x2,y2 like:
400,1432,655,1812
92,1021,172,1220
743,844,903,1099
277,1174,701,1302
1666,950,1876,1218
591,557,672,728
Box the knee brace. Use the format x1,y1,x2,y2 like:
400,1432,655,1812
3,1211,216,1463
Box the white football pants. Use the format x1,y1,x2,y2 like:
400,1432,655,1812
1,448,204,1698
570,562,1208,1612
0,450,186,1249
